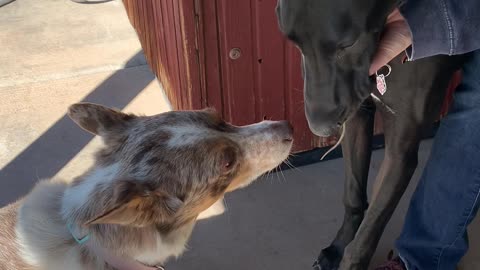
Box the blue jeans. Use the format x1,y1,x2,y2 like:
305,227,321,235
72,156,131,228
396,50,480,270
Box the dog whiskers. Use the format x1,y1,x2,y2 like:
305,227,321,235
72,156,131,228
289,153,299,158
282,160,294,170
264,168,274,184
283,158,302,173
222,197,229,212
321,123,346,160
35,168,41,182
273,166,279,183
278,167,287,183
273,166,283,184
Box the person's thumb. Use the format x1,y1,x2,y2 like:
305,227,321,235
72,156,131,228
369,21,412,75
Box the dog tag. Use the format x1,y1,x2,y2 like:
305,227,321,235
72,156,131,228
376,74,387,95
375,64,391,96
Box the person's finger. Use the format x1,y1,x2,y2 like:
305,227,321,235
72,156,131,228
369,21,412,75
386,8,402,23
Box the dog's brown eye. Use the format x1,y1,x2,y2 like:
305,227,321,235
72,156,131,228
221,160,234,174
220,146,237,173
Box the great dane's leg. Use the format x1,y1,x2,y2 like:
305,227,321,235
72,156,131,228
338,111,422,270
314,98,376,270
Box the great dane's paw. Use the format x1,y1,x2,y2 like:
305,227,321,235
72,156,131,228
338,260,368,270
337,243,369,270
312,245,343,270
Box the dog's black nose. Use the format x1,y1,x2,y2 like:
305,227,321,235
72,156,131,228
307,121,339,137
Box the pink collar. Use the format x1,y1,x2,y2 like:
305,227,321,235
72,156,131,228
88,243,165,270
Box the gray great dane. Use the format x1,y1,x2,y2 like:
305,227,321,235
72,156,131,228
276,0,467,269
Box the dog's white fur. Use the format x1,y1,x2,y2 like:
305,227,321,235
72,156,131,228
17,179,85,270
61,164,121,217
16,177,194,270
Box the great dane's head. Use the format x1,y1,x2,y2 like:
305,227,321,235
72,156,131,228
276,0,397,136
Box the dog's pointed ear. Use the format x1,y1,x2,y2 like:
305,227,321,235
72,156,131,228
85,180,183,227
68,102,137,136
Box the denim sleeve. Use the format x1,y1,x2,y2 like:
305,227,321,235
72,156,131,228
400,0,480,60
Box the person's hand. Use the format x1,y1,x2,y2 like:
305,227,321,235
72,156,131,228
369,8,412,75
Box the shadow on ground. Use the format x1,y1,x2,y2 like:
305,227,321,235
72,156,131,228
0,52,153,206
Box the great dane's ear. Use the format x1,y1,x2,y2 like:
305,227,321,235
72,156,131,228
68,102,137,136
85,179,183,227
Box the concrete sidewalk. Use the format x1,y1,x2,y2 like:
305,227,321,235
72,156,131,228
0,0,478,269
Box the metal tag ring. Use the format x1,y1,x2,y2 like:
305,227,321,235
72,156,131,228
375,64,392,77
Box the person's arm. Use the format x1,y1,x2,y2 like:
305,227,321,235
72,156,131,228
369,9,412,75
369,0,480,75
401,0,480,60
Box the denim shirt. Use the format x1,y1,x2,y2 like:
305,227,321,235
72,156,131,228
400,0,480,60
